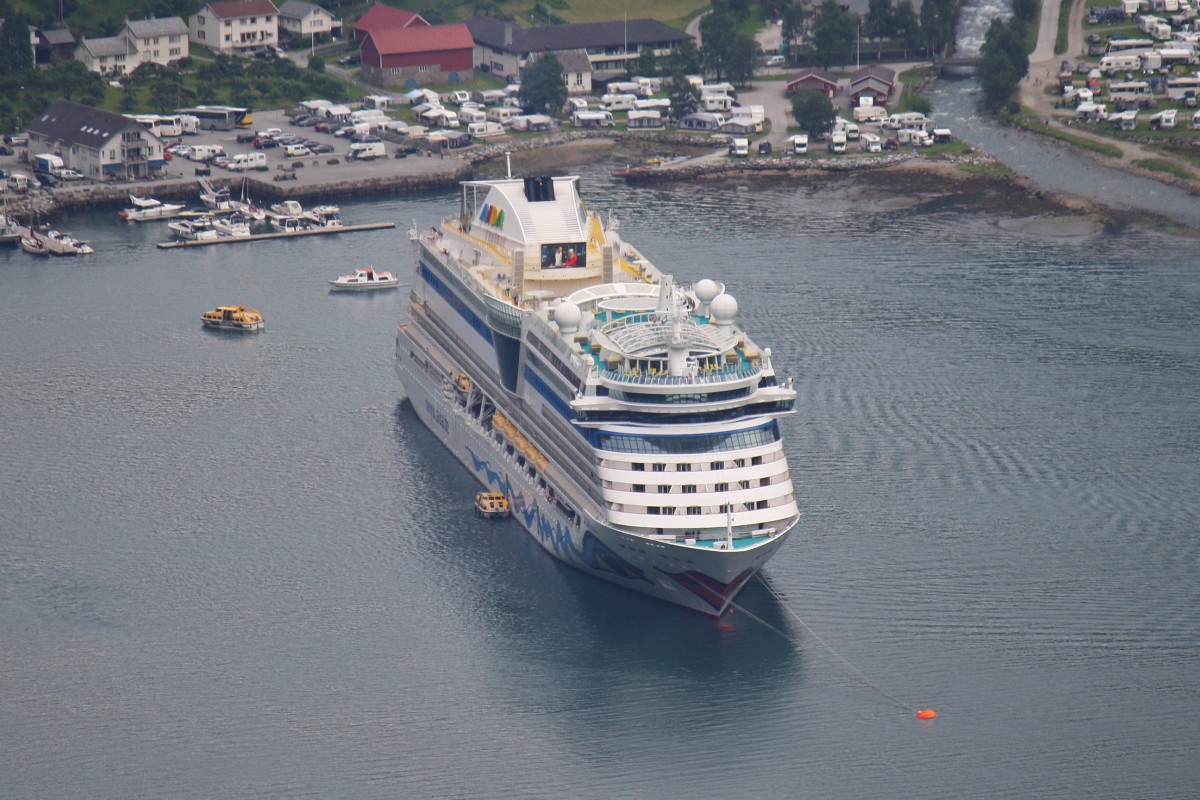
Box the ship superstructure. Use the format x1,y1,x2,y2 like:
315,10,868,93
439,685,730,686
396,175,800,616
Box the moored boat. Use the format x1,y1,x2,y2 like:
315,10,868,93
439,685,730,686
475,491,511,519
1,212,21,244
304,205,342,228
168,218,219,241
328,267,399,291
19,233,50,255
200,304,265,331
42,229,94,255
395,174,800,617
211,213,253,238
118,195,186,222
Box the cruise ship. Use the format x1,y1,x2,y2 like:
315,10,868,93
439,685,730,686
395,174,800,617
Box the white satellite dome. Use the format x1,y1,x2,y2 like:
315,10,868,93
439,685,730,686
694,279,720,304
710,292,738,326
554,300,582,334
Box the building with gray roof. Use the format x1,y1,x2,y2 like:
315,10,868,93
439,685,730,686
25,99,166,181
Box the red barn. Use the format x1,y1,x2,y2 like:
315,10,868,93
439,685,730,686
352,3,427,44
361,23,474,87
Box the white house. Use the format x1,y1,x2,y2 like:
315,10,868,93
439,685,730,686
74,16,189,75
278,0,341,42
190,0,280,56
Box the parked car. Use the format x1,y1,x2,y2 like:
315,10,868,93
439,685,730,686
253,137,278,149
311,143,335,154
34,170,60,187
0,145,13,156
236,131,257,143
338,53,360,65
291,114,312,126
758,141,772,155
58,168,85,181
3,133,27,145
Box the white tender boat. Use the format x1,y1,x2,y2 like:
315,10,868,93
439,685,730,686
118,195,186,222
304,205,342,228
328,267,399,291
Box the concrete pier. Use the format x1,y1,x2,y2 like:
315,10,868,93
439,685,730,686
156,221,396,248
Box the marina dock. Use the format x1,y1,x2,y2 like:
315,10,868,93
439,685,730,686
156,221,395,248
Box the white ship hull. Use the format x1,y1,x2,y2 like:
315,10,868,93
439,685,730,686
397,329,795,617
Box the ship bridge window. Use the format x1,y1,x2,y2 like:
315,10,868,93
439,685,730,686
592,422,780,455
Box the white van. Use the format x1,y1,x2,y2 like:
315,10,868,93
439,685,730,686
790,134,808,154
228,152,267,171
282,143,311,158
6,172,31,192
729,137,749,156
467,121,505,139
347,141,386,160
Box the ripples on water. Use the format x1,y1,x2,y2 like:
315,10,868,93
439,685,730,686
1,168,1197,799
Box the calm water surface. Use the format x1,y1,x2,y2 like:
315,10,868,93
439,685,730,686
2,167,1197,799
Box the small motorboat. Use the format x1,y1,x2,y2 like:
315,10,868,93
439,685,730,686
304,205,342,228
211,213,253,238
475,491,510,519
118,195,186,222
43,229,94,255
328,267,399,291
201,305,265,331
168,218,219,241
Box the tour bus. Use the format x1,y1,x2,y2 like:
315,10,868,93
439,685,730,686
128,114,184,138
176,105,253,131
1104,38,1154,55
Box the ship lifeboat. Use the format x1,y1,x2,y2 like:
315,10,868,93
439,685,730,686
475,491,511,519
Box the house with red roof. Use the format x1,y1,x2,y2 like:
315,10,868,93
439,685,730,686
353,3,427,44
189,0,280,55
361,23,473,87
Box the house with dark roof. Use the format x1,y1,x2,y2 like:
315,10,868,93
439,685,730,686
529,48,593,96
786,68,839,98
466,17,692,83
848,64,896,107
25,99,166,181
278,0,341,42
361,23,473,87
189,0,279,55
353,3,427,44
39,27,76,62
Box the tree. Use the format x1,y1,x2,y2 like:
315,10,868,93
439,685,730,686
725,33,759,87
780,1,808,54
665,69,700,120
979,17,1029,111
864,0,894,41
893,0,922,50
663,39,701,76
308,55,326,72
634,46,658,78
810,0,856,69
41,60,105,105
791,88,836,137
700,7,737,78
518,52,568,115
919,0,958,56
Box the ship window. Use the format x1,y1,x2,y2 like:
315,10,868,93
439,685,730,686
683,485,696,494
759,477,771,487
663,507,676,515
715,482,729,492
756,500,769,509
739,480,750,490
711,460,724,470
752,456,763,465
648,506,661,515
633,484,645,493
733,458,745,467
659,485,670,493
720,503,731,513
652,463,666,472
632,462,645,471
688,506,702,515
677,463,691,472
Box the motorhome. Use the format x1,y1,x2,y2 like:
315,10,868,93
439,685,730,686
790,134,808,154
347,141,386,160
188,144,225,161
1104,38,1155,54
458,107,487,124
467,121,505,138
567,98,588,112
853,104,887,123
827,131,847,153
486,106,517,125
633,97,671,111
572,110,615,128
1108,80,1152,100
729,137,749,156
702,93,733,112
701,82,736,97
1150,108,1177,129
607,81,647,97
882,111,929,131
860,132,882,152
1099,53,1144,73
599,94,638,112
1075,101,1110,121
473,89,507,106
362,94,393,110
227,152,267,171
448,90,471,105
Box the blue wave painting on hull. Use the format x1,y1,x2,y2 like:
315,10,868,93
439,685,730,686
467,447,650,584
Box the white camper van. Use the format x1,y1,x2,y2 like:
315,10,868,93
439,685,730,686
467,121,505,138
227,152,267,171
599,94,638,112
346,141,386,160
572,110,615,128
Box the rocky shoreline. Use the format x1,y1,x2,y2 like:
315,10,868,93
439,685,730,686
9,129,1178,232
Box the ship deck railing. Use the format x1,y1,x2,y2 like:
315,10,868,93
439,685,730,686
596,363,762,386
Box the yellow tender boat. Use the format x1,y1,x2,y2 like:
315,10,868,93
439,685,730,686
474,491,510,519
201,305,265,331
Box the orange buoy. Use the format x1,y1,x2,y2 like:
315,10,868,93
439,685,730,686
916,708,938,720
